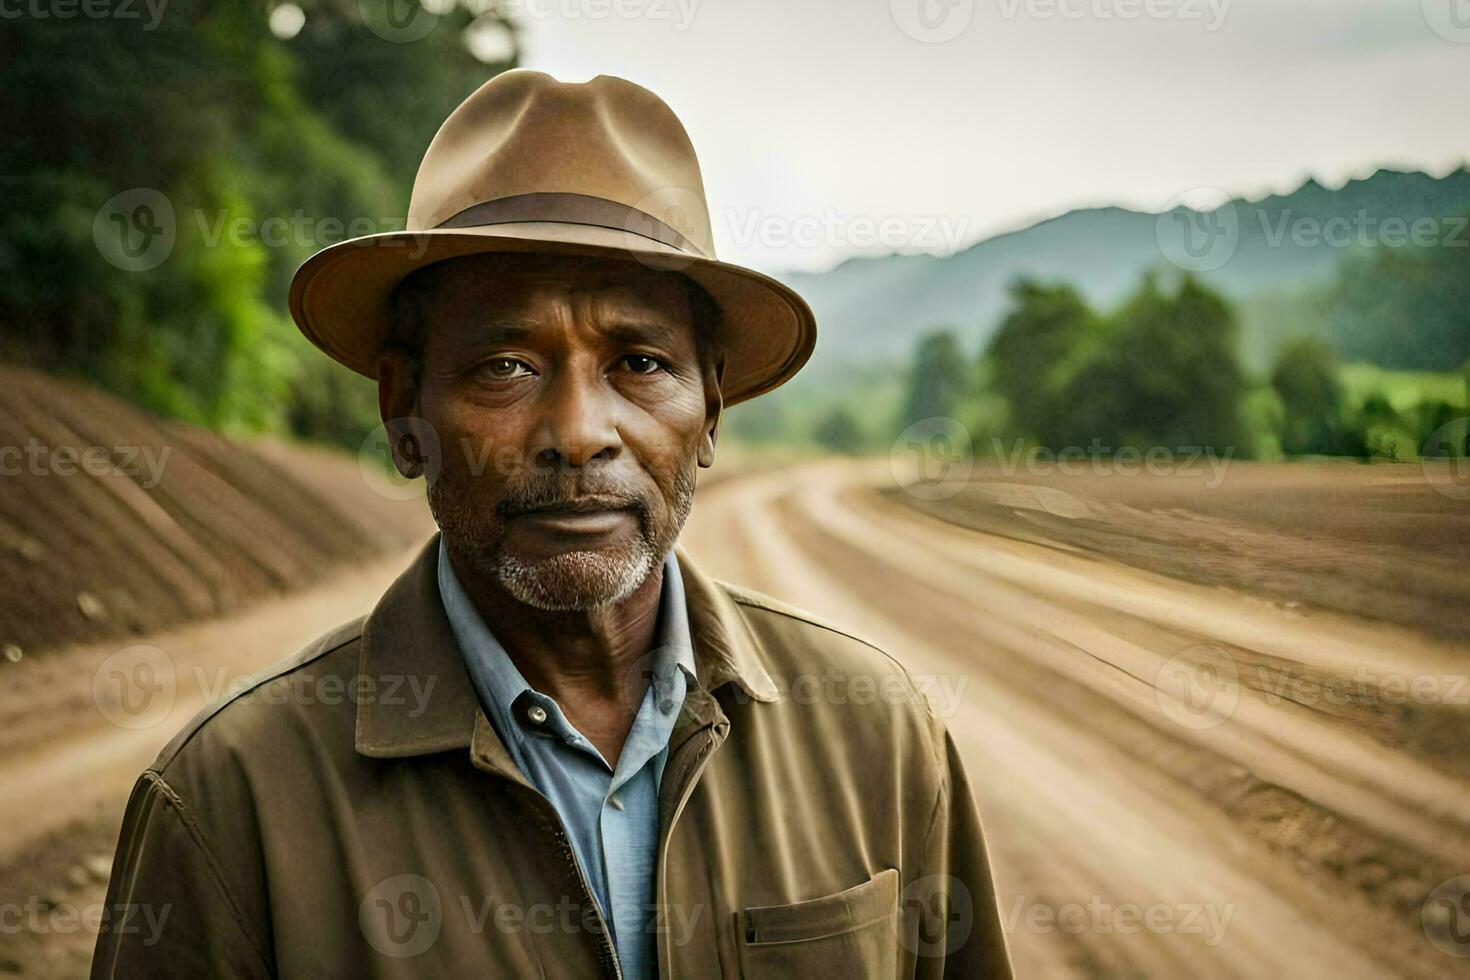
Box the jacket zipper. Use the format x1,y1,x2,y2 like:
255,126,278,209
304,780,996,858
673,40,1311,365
535,798,624,980
655,729,721,977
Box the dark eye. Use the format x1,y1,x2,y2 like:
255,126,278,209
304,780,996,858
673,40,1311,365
481,357,533,380
623,354,663,375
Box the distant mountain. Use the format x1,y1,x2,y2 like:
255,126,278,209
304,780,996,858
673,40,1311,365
773,168,1470,380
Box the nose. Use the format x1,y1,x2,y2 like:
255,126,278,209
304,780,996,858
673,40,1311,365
530,364,623,470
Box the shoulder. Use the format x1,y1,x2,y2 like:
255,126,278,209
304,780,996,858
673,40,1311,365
152,615,367,778
713,579,957,803
720,579,915,684
717,579,948,748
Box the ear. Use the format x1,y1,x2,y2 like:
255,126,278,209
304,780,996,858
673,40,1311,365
377,349,425,478
697,351,725,469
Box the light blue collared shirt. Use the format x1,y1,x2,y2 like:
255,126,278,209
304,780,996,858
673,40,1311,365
438,542,695,980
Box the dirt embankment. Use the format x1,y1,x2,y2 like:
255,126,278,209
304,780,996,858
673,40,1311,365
895,460,1470,644
0,367,436,977
0,366,432,658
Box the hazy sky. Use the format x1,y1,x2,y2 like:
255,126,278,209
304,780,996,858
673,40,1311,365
509,0,1470,272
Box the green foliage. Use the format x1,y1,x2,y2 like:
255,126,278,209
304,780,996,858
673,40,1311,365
985,274,1244,453
1269,338,1345,455
0,0,515,445
1350,395,1414,460
1238,385,1286,461
901,330,969,426
1319,231,1470,371
1339,362,1468,414
811,407,866,454
1328,361,1468,459
983,281,1101,441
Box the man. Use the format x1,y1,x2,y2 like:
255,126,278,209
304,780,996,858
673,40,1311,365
93,71,1011,978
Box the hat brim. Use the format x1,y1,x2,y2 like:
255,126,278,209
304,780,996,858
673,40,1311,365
287,222,816,407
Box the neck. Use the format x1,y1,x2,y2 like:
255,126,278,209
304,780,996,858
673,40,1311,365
447,545,666,761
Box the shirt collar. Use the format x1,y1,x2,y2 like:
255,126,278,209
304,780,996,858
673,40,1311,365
436,542,698,735
354,534,778,762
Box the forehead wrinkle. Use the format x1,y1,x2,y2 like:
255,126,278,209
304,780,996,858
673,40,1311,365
573,282,692,342
428,261,696,356
455,321,536,354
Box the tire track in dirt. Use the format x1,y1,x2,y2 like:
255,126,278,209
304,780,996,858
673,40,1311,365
807,479,1470,867
680,461,1470,979
0,548,424,867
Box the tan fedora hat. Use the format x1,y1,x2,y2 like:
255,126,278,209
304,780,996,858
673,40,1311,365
288,70,816,406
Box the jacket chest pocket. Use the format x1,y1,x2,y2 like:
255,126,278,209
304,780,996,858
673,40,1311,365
736,868,899,977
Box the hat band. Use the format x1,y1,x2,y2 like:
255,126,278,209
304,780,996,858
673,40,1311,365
434,192,704,256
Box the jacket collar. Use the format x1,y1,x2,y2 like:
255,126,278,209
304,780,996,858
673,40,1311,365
355,533,778,760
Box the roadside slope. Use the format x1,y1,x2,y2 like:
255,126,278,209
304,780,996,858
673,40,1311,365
0,366,432,657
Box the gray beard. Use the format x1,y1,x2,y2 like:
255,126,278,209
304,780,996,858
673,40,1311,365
430,466,696,612
494,543,659,611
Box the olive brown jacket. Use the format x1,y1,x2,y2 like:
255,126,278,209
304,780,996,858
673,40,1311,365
92,536,1012,978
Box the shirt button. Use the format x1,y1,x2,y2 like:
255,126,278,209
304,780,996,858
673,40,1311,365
527,705,548,725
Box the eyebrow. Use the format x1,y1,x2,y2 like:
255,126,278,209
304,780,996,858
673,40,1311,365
460,322,536,351
600,320,680,349
450,317,685,356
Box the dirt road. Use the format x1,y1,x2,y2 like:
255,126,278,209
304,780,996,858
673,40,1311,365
679,459,1470,978
5,459,1468,976
0,550,426,977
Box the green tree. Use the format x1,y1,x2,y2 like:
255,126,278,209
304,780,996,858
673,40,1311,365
1270,338,1345,455
0,0,515,442
982,280,1101,442
1053,274,1244,453
902,330,969,427
1320,232,1470,371
1349,395,1414,459
812,406,866,454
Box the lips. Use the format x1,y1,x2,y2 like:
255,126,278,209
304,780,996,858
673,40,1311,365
506,494,638,517
504,495,640,535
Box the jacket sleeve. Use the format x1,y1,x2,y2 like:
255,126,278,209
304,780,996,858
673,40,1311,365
91,771,273,979
912,722,1013,979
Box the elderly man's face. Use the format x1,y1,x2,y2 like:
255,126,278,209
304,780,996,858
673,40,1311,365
380,253,722,610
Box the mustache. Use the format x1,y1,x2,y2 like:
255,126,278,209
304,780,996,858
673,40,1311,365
495,475,650,518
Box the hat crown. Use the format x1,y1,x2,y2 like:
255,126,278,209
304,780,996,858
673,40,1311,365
407,71,714,258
